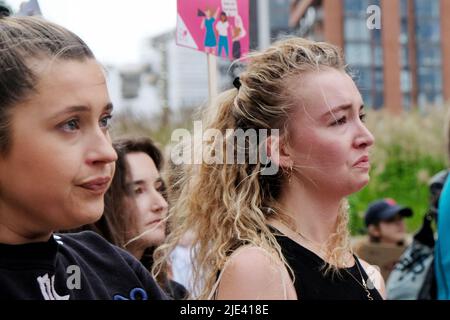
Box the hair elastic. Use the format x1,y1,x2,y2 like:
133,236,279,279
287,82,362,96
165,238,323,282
233,77,242,90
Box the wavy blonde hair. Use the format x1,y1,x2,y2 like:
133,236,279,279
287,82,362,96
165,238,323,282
153,37,353,299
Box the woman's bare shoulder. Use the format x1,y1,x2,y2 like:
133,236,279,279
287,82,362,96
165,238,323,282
215,245,295,300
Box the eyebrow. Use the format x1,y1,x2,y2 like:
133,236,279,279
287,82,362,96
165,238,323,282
130,180,146,187
49,103,114,121
129,177,163,187
321,104,364,120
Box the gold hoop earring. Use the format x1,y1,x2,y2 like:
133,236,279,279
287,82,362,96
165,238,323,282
288,165,293,184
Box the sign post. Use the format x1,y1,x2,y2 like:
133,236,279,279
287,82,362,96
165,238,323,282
207,54,218,103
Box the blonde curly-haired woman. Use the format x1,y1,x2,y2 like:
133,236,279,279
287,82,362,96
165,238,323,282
153,37,385,300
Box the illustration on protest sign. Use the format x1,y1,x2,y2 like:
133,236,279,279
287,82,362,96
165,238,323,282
177,0,249,60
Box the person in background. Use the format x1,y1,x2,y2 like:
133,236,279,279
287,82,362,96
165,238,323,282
216,12,230,58
231,14,246,60
163,147,202,297
78,138,188,299
364,199,413,246
354,198,413,280
386,178,444,300
200,6,219,55
170,230,196,294
435,110,450,300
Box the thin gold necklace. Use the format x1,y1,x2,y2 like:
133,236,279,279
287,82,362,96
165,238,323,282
274,221,328,259
279,222,374,300
343,257,374,300
285,224,328,257
295,230,327,256
298,228,375,301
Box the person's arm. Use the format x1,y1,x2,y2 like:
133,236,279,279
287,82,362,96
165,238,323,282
215,246,295,300
234,15,246,40
201,16,205,30
239,22,246,39
214,7,220,19
360,259,386,299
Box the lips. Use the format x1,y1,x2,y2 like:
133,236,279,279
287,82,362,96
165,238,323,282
147,219,163,227
78,177,111,195
353,155,370,168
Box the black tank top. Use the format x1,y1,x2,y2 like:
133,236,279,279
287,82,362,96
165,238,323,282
272,228,383,300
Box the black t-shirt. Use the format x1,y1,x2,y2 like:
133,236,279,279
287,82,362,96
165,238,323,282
0,231,168,300
140,247,189,300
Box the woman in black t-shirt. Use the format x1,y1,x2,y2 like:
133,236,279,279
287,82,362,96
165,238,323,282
0,13,166,300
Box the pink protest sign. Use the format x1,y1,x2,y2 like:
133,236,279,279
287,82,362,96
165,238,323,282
177,0,250,60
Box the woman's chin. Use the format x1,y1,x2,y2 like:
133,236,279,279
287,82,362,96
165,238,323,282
352,176,370,193
340,176,370,197
69,202,104,228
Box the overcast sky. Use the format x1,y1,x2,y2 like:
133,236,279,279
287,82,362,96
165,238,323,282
8,0,177,65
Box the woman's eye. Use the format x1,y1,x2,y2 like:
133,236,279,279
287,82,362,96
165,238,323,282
331,116,346,126
134,187,144,195
359,113,367,123
99,115,113,129
60,119,80,132
155,179,167,193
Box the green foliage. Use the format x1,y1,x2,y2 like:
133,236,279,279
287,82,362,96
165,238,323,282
349,154,446,235
348,107,449,235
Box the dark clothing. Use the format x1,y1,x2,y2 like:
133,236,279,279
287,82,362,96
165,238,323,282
232,40,241,60
272,228,383,300
141,249,189,300
0,231,167,300
165,279,189,300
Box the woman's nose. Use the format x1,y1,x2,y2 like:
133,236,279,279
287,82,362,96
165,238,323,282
151,191,168,214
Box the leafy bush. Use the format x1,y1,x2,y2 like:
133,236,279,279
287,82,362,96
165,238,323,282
349,107,449,235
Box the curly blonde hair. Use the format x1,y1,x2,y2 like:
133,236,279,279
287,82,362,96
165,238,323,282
153,37,352,299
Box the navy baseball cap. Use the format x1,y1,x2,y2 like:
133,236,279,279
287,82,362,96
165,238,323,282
364,198,413,227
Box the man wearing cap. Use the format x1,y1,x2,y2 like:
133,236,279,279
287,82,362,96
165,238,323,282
365,198,413,245
354,198,413,280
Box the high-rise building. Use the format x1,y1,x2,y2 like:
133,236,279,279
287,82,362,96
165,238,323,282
150,30,210,120
289,0,450,112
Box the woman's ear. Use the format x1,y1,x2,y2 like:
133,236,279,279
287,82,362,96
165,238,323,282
266,134,293,169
